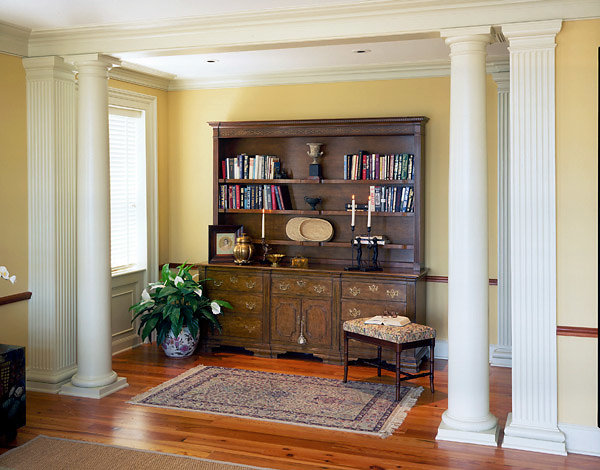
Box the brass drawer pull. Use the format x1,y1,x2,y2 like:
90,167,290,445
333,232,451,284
349,286,360,296
245,301,256,310
244,324,257,333
296,280,306,287
229,276,238,284
213,280,223,287
368,284,379,292
246,280,256,289
278,282,290,291
313,285,325,294
348,308,361,318
386,289,400,299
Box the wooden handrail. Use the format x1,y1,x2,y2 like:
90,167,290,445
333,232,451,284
0,291,32,306
556,326,598,338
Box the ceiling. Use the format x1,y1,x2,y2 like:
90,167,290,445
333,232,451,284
1,1,598,89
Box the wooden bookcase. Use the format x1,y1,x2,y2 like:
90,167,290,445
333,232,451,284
203,117,429,368
210,117,427,271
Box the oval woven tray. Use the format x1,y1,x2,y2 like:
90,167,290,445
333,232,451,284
298,218,334,242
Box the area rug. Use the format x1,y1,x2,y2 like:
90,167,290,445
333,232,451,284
0,435,273,470
129,365,423,437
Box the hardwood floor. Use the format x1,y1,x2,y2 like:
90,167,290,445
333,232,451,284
2,345,598,469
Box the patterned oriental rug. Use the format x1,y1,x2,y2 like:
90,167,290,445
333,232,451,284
129,365,423,437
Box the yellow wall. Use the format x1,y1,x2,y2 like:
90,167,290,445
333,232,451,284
556,19,599,426
167,76,499,342
0,53,28,347
108,79,170,264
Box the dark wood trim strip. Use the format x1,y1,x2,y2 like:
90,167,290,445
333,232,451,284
0,291,32,307
556,326,598,338
425,275,498,286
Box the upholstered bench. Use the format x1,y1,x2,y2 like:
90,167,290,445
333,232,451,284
343,319,436,401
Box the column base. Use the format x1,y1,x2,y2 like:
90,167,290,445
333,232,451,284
490,346,512,368
26,366,78,394
436,420,500,446
502,413,567,455
60,376,128,399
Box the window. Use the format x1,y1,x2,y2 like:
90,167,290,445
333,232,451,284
109,106,147,273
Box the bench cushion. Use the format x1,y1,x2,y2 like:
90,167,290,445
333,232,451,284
343,318,436,344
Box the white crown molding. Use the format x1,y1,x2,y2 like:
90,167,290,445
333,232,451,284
559,423,600,457
25,0,600,57
169,58,509,90
110,62,174,91
0,21,30,56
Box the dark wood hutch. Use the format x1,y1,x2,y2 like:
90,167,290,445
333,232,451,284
200,117,428,370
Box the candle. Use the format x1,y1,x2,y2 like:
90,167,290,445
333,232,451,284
351,194,356,227
367,195,372,228
261,208,265,238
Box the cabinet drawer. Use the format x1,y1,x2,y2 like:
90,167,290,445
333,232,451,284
271,275,332,297
211,292,262,315
219,314,262,340
205,269,263,292
341,280,406,302
341,300,407,321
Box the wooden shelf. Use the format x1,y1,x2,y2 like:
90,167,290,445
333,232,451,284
219,178,413,185
252,239,414,250
220,208,414,217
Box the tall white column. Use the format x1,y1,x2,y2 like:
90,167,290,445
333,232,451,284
60,54,128,399
23,56,78,393
490,64,512,368
501,20,566,455
436,27,498,446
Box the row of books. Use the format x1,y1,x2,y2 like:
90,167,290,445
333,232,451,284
370,185,414,213
343,152,414,181
219,184,292,210
221,154,280,180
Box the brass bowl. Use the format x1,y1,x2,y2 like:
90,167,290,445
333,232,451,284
266,253,285,267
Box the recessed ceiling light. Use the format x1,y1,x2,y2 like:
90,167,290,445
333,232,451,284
206,59,219,63
353,49,371,54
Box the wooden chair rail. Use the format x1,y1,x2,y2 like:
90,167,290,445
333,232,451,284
0,291,32,306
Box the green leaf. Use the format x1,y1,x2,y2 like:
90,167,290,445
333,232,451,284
156,286,178,298
141,316,159,341
213,299,232,310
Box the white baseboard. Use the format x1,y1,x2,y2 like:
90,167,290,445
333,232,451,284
433,339,448,360
559,423,600,457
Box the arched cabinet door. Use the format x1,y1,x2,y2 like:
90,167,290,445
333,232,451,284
302,299,332,348
270,296,300,344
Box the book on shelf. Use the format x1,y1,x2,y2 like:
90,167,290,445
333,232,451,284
222,154,281,180
343,152,415,181
364,315,411,327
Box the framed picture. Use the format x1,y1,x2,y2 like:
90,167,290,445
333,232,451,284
209,225,243,263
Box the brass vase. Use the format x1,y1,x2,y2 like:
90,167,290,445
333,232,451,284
233,234,254,264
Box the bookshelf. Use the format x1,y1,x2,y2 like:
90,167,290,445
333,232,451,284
210,117,427,270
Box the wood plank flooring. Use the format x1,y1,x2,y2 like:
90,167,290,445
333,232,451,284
2,345,598,469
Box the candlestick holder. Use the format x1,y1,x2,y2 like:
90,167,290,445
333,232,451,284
344,225,361,271
360,227,383,272
260,238,271,265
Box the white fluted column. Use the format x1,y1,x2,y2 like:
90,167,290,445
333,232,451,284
60,54,128,399
490,65,512,368
23,56,78,393
501,20,566,455
436,27,498,446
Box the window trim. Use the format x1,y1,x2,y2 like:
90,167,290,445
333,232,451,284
108,87,158,284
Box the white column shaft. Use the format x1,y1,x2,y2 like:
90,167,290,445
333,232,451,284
491,69,512,367
437,28,498,446
23,56,78,393
502,20,566,455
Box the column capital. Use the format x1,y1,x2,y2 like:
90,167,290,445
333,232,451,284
502,20,562,50
441,25,492,47
22,56,76,82
64,53,121,70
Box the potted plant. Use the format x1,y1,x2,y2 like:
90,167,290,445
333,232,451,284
130,263,231,357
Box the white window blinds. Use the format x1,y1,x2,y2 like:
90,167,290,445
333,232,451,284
109,106,147,273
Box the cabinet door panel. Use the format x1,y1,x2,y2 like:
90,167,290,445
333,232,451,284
270,296,301,343
342,280,406,302
303,298,332,347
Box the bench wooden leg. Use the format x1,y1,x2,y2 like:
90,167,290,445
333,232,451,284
377,346,382,377
343,331,349,383
395,343,401,401
429,339,435,393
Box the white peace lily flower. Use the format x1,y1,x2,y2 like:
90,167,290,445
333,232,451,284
148,283,165,291
141,289,152,302
9,275,16,284
192,273,199,280
0,266,8,280
194,288,203,298
210,301,221,315
174,276,184,286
